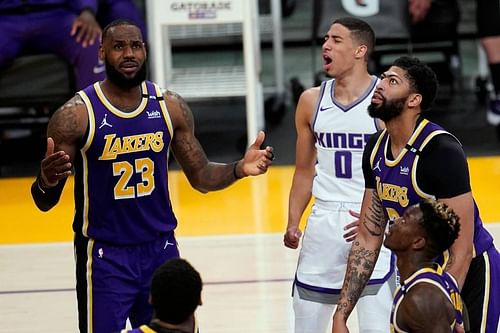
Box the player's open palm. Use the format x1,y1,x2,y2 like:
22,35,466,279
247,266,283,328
40,137,72,187
241,131,274,176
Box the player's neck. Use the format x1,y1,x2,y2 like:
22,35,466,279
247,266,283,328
385,112,420,156
398,253,435,282
100,79,143,112
333,71,372,105
150,316,196,333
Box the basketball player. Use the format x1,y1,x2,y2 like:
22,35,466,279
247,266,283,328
332,56,499,333
283,17,394,333
122,258,202,333
385,199,466,332
30,20,274,333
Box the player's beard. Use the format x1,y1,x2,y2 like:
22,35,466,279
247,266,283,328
105,58,147,89
368,96,406,122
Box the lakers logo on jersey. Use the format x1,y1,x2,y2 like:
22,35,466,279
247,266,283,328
375,176,410,207
99,131,164,160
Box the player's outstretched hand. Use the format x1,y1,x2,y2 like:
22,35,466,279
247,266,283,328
240,131,274,176
343,210,360,242
40,137,72,188
284,227,302,249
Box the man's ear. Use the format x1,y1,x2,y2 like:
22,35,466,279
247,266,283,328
355,45,368,60
98,44,105,61
407,93,422,108
412,236,426,251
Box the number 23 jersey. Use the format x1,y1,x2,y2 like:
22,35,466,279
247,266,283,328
75,81,177,245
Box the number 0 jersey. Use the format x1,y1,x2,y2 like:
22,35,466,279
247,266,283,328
74,81,177,245
312,77,380,202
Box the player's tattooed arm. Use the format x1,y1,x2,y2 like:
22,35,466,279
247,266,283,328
363,190,386,236
167,91,237,193
336,241,381,320
334,189,385,322
47,96,88,161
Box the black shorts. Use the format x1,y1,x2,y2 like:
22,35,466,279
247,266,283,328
476,0,500,38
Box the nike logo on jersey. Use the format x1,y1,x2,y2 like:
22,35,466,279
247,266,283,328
319,105,334,112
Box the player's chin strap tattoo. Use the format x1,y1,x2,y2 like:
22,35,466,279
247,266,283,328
335,191,385,321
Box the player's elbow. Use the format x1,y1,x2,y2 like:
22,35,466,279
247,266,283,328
193,185,209,194
34,201,57,212
189,178,209,194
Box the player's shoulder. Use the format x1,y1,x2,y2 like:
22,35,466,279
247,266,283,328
421,129,463,158
53,94,87,119
300,86,321,101
405,282,448,307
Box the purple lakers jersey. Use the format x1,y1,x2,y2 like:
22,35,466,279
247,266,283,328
390,267,464,333
370,119,494,257
74,80,177,244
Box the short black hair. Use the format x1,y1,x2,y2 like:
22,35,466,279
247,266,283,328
151,258,202,324
101,19,142,42
418,199,460,257
392,56,439,110
332,17,375,59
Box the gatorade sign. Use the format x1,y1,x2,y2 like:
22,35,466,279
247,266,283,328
165,1,243,22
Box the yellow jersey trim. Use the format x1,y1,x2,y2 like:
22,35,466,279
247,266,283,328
87,239,95,333
385,119,429,167
94,81,148,118
76,91,95,237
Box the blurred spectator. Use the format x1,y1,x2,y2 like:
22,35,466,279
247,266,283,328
409,0,500,139
477,0,500,138
0,0,105,90
0,0,147,92
96,0,147,41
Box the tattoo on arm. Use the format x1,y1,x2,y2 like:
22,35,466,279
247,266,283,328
363,191,386,236
337,241,380,320
48,97,85,149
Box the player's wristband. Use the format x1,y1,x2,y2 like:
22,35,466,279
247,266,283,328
233,162,242,180
31,174,65,211
37,176,50,194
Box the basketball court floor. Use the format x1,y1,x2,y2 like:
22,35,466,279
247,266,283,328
1,163,499,332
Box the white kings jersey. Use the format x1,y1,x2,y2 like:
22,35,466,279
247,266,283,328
312,76,380,202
